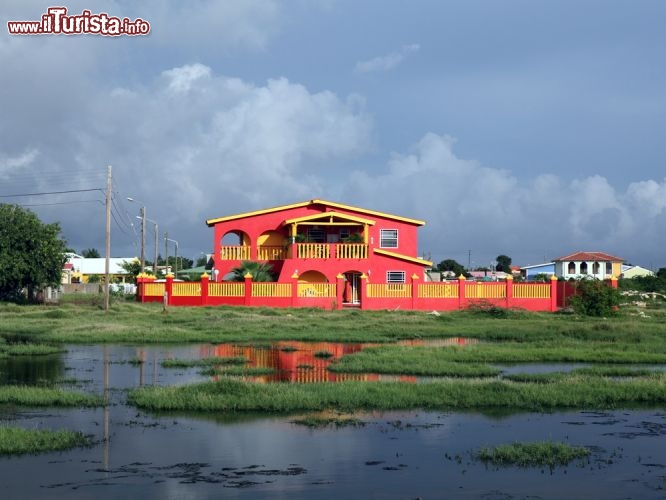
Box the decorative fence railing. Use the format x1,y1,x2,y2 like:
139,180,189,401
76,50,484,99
137,275,606,312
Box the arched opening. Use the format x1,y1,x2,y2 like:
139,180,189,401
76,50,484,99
580,262,588,274
297,270,329,297
567,262,576,274
592,262,600,275
220,230,250,260
258,230,286,260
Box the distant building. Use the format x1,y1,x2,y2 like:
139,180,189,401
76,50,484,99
62,253,137,284
520,262,555,281
552,251,623,280
621,265,655,279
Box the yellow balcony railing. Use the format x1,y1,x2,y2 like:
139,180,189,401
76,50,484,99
220,246,250,260
297,283,336,297
257,245,286,260
296,243,330,259
336,243,367,259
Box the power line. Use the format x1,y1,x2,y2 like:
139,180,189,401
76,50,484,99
0,188,103,198
20,200,104,207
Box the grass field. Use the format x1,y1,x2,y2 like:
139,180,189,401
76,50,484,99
3,300,666,414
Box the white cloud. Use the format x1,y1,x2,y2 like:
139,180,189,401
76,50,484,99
0,149,38,179
67,64,372,252
342,133,666,266
355,43,420,73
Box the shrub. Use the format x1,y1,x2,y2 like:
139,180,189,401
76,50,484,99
569,278,620,317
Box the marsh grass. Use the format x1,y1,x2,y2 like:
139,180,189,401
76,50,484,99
127,374,666,413
4,301,666,345
161,356,248,368
0,343,63,356
0,426,92,455
0,386,102,407
476,441,590,467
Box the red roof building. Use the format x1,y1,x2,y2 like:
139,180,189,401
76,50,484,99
552,251,624,279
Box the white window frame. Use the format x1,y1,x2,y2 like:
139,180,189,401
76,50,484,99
380,229,398,249
386,271,406,283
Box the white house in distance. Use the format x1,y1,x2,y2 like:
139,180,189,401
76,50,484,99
552,251,624,280
62,253,137,284
621,265,655,279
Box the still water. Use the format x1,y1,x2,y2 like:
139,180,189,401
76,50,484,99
1,344,666,499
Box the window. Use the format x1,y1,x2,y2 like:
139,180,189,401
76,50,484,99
380,229,398,248
307,228,325,243
386,271,406,283
580,262,588,274
606,262,612,274
567,262,575,274
592,262,600,274
339,229,350,240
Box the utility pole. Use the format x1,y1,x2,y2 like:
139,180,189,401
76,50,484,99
140,206,146,273
468,250,471,271
164,231,168,275
154,223,158,279
104,165,112,312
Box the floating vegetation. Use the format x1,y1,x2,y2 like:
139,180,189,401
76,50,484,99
0,426,91,455
476,441,590,467
161,357,248,368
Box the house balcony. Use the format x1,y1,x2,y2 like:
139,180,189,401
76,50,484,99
219,243,368,262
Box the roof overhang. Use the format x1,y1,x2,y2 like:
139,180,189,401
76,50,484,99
206,199,425,227
373,248,433,267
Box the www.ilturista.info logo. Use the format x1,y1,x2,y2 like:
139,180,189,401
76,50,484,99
7,7,150,36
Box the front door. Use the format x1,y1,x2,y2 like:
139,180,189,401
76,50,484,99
343,272,361,305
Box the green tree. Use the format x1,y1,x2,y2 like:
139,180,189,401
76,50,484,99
195,255,210,268
120,259,143,284
80,248,101,258
435,259,466,277
496,254,512,273
230,261,276,282
0,204,67,302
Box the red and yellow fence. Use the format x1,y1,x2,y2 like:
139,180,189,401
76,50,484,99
137,275,568,312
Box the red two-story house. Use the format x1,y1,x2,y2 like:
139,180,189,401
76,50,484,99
205,199,432,306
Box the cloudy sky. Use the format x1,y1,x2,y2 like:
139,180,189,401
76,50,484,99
2,0,665,269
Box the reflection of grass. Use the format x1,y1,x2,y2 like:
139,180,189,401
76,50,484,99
128,373,666,412
291,412,364,428
161,356,247,368
477,441,590,467
0,386,102,407
0,426,91,455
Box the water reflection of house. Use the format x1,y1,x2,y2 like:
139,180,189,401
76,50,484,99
201,338,475,384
